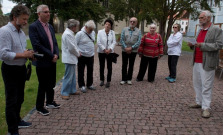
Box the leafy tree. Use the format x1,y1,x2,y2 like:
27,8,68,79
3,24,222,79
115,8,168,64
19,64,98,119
109,0,220,52
9,0,106,31
147,0,220,52
109,0,153,33
0,0,3,15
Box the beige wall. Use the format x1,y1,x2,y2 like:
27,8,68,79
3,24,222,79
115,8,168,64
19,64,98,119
96,13,154,35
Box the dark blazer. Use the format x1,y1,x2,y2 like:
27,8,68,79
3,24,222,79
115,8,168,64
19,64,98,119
29,20,59,67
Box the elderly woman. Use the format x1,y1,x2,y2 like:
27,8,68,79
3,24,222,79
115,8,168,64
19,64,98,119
136,24,163,82
97,19,116,88
75,20,96,93
166,24,183,83
61,19,81,100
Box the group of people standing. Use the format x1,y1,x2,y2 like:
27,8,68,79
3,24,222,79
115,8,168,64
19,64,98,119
0,3,222,135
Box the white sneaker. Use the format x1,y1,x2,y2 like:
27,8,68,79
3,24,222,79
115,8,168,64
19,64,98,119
127,80,132,85
120,81,126,85
80,86,87,93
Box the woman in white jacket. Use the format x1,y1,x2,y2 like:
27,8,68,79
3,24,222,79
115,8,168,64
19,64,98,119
166,24,183,83
97,19,116,88
61,19,81,100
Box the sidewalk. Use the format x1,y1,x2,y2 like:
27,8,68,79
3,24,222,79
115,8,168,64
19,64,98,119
20,46,223,135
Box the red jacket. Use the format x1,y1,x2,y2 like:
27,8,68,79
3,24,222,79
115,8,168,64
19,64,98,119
138,32,163,58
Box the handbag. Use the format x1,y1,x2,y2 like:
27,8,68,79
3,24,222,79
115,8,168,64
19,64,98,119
26,61,32,81
110,53,119,64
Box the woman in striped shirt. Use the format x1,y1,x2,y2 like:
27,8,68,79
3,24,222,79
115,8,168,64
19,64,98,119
136,24,164,82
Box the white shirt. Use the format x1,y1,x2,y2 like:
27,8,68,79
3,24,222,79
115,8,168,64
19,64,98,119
75,27,95,57
167,32,183,56
97,29,116,53
0,22,27,65
61,28,80,64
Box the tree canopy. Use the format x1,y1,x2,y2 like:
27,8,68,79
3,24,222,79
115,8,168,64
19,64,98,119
9,0,106,27
108,0,220,52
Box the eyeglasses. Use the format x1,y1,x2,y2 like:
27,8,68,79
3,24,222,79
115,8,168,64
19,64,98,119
41,11,50,14
199,17,205,19
130,21,136,23
173,27,177,28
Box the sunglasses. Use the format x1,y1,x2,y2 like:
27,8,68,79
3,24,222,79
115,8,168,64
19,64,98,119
173,27,178,28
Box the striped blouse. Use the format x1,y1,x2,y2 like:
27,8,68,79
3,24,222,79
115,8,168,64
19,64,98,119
138,32,163,58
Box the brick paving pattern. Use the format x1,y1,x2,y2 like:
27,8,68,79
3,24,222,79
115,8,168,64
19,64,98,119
20,46,223,135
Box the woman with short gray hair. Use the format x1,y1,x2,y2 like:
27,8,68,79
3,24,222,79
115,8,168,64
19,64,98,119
75,20,96,93
137,23,164,82
61,19,81,100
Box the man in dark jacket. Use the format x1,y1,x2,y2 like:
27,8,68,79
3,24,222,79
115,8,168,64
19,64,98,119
29,4,60,116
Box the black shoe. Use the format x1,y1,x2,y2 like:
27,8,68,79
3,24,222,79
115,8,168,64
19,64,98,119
18,120,32,128
46,101,61,109
105,82,110,88
37,108,50,116
87,85,96,90
100,81,104,86
148,80,154,83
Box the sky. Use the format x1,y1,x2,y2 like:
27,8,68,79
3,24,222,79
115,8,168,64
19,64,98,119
1,0,16,14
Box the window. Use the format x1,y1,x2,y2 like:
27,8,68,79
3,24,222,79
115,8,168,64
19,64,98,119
212,16,215,23
182,21,184,25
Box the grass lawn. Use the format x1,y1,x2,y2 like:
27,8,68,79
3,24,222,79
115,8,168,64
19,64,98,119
0,34,65,135
182,40,193,52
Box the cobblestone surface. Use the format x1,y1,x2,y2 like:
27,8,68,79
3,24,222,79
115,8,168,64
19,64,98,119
20,46,223,135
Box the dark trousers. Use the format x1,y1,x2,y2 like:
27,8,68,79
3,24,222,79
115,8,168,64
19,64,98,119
36,64,56,110
78,56,94,87
137,56,158,82
1,62,26,133
168,55,179,79
98,53,113,82
122,52,137,81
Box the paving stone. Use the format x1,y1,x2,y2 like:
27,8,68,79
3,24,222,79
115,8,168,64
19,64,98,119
20,46,223,134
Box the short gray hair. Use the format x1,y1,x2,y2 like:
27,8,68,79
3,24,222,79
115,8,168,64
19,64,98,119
37,5,48,13
201,10,212,19
85,20,96,29
150,23,157,29
67,19,80,28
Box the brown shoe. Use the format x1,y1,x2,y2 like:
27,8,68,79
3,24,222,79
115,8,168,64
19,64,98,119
189,104,201,108
70,91,81,95
61,95,69,100
202,109,211,118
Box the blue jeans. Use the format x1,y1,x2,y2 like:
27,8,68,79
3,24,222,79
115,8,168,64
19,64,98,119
61,64,77,96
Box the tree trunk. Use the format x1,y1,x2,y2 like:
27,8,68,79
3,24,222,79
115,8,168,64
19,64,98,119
59,18,64,33
159,18,167,53
141,20,144,35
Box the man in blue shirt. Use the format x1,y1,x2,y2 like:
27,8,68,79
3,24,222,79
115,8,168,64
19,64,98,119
0,5,34,135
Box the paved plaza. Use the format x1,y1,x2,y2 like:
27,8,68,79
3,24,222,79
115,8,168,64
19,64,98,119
20,46,223,135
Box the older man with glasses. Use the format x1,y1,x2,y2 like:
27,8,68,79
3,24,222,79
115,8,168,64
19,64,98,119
120,17,142,85
188,10,223,118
